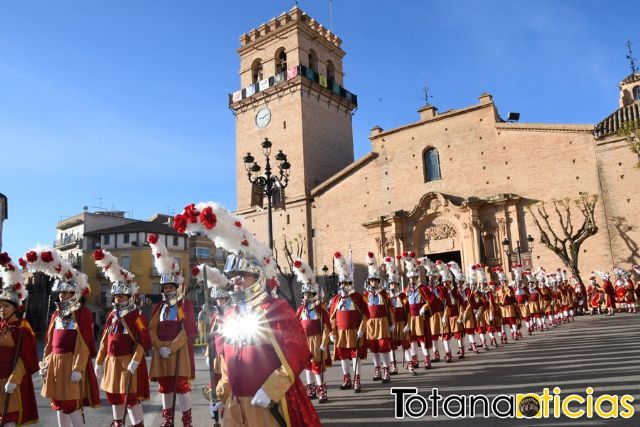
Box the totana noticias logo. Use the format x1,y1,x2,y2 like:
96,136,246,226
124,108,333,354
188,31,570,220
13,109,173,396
391,387,635,419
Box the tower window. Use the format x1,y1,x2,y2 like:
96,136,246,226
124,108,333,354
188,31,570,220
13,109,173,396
308,49,318,73
251,58,263,84
633,85,640,101
423,148,441,182
276,49,287,74
326,60,336,84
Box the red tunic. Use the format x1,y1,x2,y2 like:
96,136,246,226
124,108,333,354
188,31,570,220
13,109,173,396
0,319,39,425
601,280,616,308
223,298,321,427
101,310,152,400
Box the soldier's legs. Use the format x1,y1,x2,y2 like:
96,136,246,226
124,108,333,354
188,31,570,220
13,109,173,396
127,404,144,426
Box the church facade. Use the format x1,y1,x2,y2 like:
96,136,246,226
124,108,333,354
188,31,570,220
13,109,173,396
230,7,640,284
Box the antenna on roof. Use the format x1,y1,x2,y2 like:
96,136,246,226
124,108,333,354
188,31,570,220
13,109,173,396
422,86,433,106
329,0,333,32
627,40,638,74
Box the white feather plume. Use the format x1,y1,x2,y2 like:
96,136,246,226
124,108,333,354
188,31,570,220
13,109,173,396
195,264,229,290
93,249,138,294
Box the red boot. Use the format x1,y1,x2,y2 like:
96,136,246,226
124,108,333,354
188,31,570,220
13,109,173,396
471,343,480,354
110,421,124,427
354,374,362,393
160,409,174,427
182,409,193,427
340,373,352,390
408,360,417,375
390,360,398,375
458,348,465,359
433,351,441,362
318,383,328,404
445,352,452,363
382,367,391,383
424,356,431,369
373,366,382,381
306,383,317,399
412,355,419,369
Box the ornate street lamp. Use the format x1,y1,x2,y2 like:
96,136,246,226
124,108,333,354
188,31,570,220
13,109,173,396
502,235,535,265
243,138,291,249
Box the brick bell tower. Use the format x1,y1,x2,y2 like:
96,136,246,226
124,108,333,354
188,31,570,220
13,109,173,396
229,6,357,263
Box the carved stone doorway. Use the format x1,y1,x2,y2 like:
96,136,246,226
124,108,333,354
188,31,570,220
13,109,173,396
427,250,461,266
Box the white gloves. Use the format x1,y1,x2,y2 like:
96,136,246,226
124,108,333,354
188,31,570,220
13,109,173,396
128,360,139,374
94,364,104,379
210,401,224,417
356,330,364,340
251,387,271,408
489,315,494,322
205,357,210,367
159,347,172,359
4,382,16,394
403,324,410,334
329,335,335,343
70,371,82,383
319,345,324,352
419,305,427,316
39,365,48,378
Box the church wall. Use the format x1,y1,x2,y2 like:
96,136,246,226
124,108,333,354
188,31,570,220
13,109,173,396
595,137,640,267
313,98,625,282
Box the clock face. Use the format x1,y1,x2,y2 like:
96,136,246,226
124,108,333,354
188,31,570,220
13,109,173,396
255,107,271,128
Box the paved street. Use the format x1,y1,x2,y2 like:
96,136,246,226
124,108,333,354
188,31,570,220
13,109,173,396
32,314,639,426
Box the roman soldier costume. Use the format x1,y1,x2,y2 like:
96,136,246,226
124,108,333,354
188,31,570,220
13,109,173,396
383,256,409,375
527,272,543,331
513,265,531,336
403,254,434,371
93,250,152,427
175,201,321,427
329,251,367,393
467,266,489,351
476,266,499,347
597,271,616,316
293,259,331,403
0,253,39,427
147,234,197,427
461,266,482,353
25,247,101,427
363,252,394,383
587,273,602,315
438,261,464,361
494,267,518,342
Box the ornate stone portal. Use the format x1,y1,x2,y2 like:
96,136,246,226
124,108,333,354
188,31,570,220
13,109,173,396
363,192,532,277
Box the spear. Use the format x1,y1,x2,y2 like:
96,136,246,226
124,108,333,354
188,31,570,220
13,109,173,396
201,266,222,427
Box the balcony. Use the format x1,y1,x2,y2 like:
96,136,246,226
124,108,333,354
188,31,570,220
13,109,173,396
229,64,357,107
54,234,82,249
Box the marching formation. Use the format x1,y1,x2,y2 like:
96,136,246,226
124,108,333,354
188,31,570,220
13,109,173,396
0,201,638,426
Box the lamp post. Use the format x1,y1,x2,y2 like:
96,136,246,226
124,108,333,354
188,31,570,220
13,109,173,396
243,138,291,250
502,235,535,265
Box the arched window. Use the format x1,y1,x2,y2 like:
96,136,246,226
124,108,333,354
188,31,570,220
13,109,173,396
633,85,640,101
326,60,335,84
251,58,263,84
308,49,318,73
275,49,287,74
423,148,441,182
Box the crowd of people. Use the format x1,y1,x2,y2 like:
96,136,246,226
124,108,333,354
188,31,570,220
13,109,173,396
0,200,637,427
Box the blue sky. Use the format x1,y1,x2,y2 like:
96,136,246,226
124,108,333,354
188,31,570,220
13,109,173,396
0,0,637,258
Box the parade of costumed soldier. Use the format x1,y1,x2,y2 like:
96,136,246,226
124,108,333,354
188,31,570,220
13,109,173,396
0,252,39,427
192,262,230,405
401,253,433,373
292,258,332,403
24,246,100,427
476,264,501,347
328,250,367,393
448,261,474,357
526,270,543,331
174,201,321,427
92,249,152,427
362,251,394,384
146,233,197,427
382,255,409,376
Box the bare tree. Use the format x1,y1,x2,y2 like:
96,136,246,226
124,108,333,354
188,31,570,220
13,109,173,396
619,120,640,168
273,234,305,308
526,194,599,284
